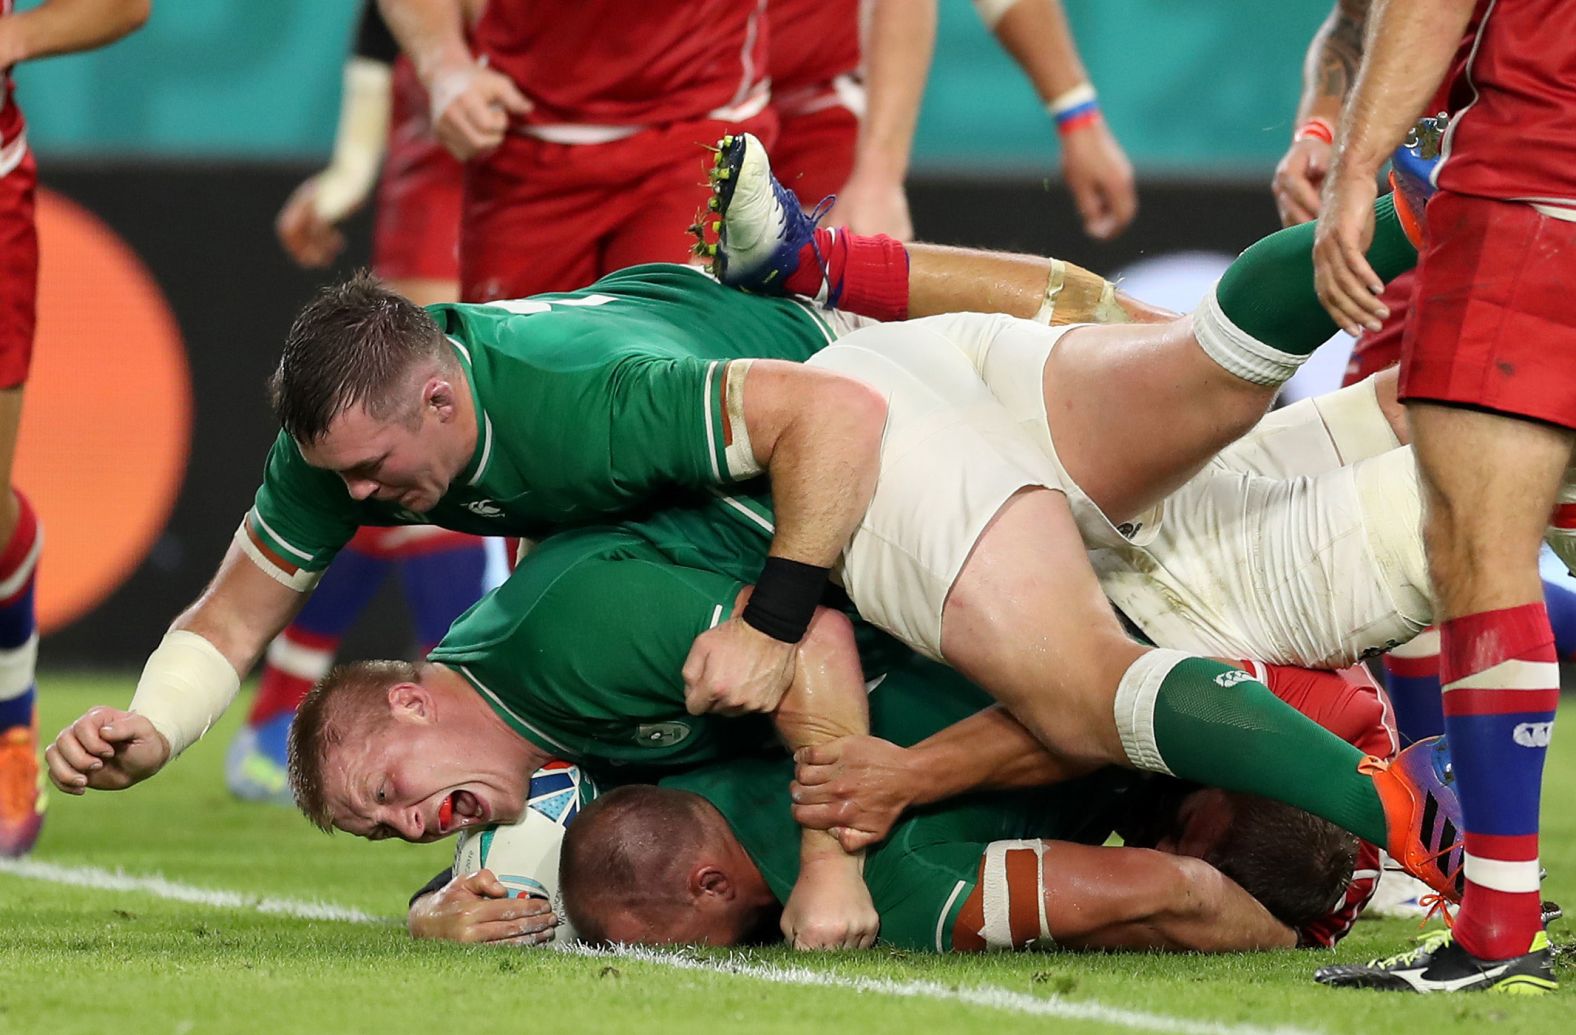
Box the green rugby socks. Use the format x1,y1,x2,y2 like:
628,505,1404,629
1113,649,1387,845
1194,194,1418,384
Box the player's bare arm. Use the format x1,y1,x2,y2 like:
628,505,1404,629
792,705,1091,852
1274,0,1369,227
988,0,1135,240
1313,0,1474,333
45,540,306,793
951,843,1295,953
682,361,886,719
0,0,149,67
821,0,935,239
378,0,530,161
764,598,880,950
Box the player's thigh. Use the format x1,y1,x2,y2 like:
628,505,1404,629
1094,445,1431,668
459,138,602,300
1039,316,1274,525
1408,401,1573,614
939,488,1144,765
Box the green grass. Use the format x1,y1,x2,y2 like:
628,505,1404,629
4,675,1575,1034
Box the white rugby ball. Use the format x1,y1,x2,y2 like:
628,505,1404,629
452,761,596,945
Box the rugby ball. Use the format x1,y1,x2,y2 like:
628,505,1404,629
452,761,597,945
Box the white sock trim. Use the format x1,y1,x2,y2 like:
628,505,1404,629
1463,853,1542,894
1193,284,1304,386
0,633,37,700
1112,648,1189,776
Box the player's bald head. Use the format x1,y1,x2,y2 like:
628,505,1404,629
560,786,749,945
272,271,454,445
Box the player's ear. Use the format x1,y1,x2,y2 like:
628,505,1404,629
693,864,733,902
423,377,457,421
387,682,435,724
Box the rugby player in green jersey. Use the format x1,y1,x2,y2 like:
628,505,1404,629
52,134,1455,909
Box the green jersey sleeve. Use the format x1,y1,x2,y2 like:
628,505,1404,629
601,350,762,489
429,532,768,768
245,432,360,576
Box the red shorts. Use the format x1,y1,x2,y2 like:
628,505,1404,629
1400,191,1576,428
772,97,858,209
1342,269,1415,387
0,144,37,390
459,111,778,301
373,58,463,285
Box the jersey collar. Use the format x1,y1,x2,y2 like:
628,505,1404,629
447,335,496,488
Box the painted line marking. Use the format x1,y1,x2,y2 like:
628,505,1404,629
2,859,1322,1035
563,944,1324,1035
0,857,388,925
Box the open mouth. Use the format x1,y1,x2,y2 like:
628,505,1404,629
439,790,486,834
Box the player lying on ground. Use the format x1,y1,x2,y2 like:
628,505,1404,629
55,140,1451,906
555,657,1359,953
403,656,1383,951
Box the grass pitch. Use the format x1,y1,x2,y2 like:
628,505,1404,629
3,674,1574,1035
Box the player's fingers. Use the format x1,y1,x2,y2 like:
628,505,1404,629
459,868,513,899
1278,177,1322,226
69,715,117,757
44,744,89,793
836,826,880,853
494,76,534,115
54,728,107,773
793,742,839,768
1105,176,1138,236
97,715,151,745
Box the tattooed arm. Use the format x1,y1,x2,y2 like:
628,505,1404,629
1274,0,1370,226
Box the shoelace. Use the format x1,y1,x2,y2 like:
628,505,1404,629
793,192,838,302
1367,929,1453,969
1418,892,1456,929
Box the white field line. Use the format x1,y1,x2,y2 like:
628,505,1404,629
566,943,1322,1035
0,857,388,924
1,858,1321,1035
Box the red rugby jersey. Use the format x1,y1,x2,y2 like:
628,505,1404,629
474,0,770,130
769,0,859,97
1437,0,1576,206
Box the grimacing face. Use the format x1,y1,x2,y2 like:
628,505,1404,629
299,395,466,514
321,712,529,844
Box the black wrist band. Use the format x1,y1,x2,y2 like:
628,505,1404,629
742,557,831,643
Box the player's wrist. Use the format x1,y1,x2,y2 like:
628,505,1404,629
1294,117,1335,146
1048,83,1102,138
742,558,830,644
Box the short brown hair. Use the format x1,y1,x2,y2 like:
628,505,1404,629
559,786,718,944
1208,793,1357,930
286,659,418,831
270,271,451,444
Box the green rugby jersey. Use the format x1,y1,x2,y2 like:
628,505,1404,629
247,264,834,575
662,656,1140,952
426,519,906,771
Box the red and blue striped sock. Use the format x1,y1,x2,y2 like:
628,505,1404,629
1382,629,1444,743
0,491,40,734
1440,603,1557,961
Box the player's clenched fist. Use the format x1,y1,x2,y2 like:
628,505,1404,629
792,736,914,852
45,707,170,794
781,856,880,950
408,869,558,946
428,60,532,161
682,617,796,717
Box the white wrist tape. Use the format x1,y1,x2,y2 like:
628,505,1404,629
313,57,393,224
972,0,1025,31
129,631,242,759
